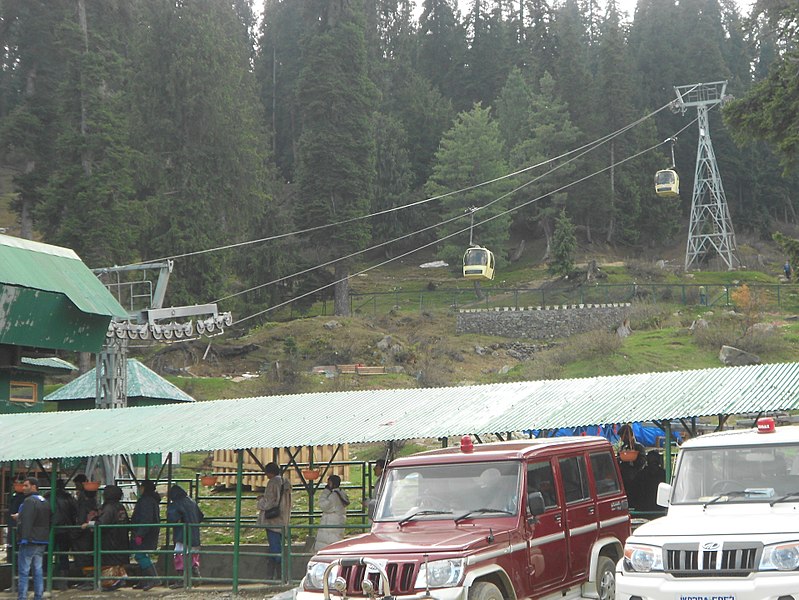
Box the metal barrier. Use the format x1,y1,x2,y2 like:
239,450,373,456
10,509,371,592
349,283,799,315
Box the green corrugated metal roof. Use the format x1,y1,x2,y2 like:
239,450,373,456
44,359,195,404
21,357,79,372
3,362,799,461
0,234,127,318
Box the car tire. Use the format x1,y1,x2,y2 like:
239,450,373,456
468,581,504,600
595,556,616,600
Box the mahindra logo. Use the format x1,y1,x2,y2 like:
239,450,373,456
702,542,721,551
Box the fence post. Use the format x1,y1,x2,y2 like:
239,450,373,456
777,285,781,308
373,295,377,316
541,290,545,306
681,285,686,305
47,461,57,593
232,449,244,594
515,289,519,309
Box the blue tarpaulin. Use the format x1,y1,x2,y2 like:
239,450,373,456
525,423,682,447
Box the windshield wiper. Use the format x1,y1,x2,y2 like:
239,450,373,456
398,510,452,526
703,490,749,508
454,508,513,523
770,491,799,506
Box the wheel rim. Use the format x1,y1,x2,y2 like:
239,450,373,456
599,568,616,600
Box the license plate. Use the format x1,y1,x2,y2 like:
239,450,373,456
677,595,736,600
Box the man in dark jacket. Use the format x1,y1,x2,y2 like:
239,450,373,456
166,485,203,588
130,480,161,590
13,477,50,600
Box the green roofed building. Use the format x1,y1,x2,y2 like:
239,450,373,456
45,358,195,411
0,233,127,413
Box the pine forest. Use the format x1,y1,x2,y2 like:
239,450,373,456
1,0,798,319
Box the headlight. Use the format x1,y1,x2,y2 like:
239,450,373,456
305,561,339,590
623,544,663,572
414,558,465,588
760,542,799,571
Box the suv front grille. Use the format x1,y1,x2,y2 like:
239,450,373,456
341,562,417,595
664,542,761,577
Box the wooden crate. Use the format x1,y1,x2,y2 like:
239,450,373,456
213,444,350,489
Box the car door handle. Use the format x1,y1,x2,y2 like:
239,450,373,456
554,513,562,523
587,506,596,515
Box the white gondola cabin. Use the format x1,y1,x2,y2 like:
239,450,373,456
655,169,679,197
463,246,495,280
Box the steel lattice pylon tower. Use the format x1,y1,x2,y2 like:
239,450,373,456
674,81,740,271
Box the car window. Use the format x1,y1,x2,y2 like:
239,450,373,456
527,461,558,509
590,451,621,495
559,455,591,503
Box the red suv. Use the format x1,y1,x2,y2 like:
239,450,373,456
299,437,629,600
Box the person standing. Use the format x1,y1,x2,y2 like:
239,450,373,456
365,459,386,520
130,480,161,590
257,463,291,580
313,475,350,552
13,477,50,600
785,260,792,281
81,484,130,591
71,475,98,590
166,485,204,588
45,479,77,591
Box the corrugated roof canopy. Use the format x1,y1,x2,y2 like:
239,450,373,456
2,362,799,462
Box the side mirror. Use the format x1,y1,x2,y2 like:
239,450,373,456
527,491,545,517
656,482,671,508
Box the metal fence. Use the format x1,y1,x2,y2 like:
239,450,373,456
348,283,799,315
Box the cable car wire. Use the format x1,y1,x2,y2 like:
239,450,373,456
214,104,667,304
133,99,680,267
232,114,702,325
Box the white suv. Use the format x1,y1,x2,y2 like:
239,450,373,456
617,418,799,600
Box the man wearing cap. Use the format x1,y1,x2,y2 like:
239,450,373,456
12,477,50,600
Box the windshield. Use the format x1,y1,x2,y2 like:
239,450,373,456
655,171,675,185
375,461,521,521
464,249,488,266
671,443,799,504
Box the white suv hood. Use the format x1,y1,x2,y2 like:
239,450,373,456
636,505,799,538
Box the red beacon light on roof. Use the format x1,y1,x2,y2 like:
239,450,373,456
757,417,776,433
460,435,474,453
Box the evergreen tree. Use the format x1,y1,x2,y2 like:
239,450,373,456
295,0,377,316
34,2,138,266
256,0,306,181
504,72,581,258
371,113,418,256
461,0,514,107
425,103,513,268
724,2,799,170
382,69,454,188
549,208,576,276
495,67,533,160
129,0,270,305
415,0,467,106
0,0,70,239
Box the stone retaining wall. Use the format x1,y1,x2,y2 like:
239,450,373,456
456,303,631,339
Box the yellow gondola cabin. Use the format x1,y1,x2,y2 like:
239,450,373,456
463,246,495,280
655,169,679,197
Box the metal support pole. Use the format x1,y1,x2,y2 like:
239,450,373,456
664,421,673,484
46,462,57,593
232,449,244,595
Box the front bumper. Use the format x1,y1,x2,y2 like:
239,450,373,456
297,587,468,600
616,568,799,600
